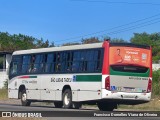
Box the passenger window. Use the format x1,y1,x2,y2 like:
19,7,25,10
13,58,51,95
66,52,73,72
9,55,22,78
45,53,54,72
86,50,95,72
32,54,43,73
55,52,61,72
10,62,18,75
22,55,31,73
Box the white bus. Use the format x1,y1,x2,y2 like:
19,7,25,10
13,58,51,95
8,41,152,111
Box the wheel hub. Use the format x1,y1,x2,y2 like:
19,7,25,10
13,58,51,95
22,93,27,102
64,93,70,105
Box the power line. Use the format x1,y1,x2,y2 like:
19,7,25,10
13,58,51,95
71,0,160,6
55,19,160,45
54,13,160,44
55,20,160,46
106,18,160,35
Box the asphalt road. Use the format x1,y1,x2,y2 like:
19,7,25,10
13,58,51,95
0,103,160,120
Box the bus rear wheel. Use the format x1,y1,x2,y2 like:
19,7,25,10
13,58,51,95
21,90,31,106
62,89,72,109
97,102,116,111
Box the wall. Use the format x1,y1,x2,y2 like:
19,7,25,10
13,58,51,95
0,54,11,88
152,64,160,71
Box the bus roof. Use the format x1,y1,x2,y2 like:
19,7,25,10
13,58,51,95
13,42,103,55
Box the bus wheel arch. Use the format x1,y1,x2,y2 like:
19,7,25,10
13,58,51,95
18,85,26,99
18,85,31,106
62,85,72,109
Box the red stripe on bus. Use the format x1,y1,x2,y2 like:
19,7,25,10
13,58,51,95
19,76,30,79
102,40,109,74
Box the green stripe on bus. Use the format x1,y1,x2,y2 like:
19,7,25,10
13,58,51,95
110,67,150,77
29,76,37,78
76,75,102,82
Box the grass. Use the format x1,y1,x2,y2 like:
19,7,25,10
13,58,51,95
0,89,8,100
118,97,160,111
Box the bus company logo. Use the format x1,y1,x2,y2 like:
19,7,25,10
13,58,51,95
73,75,76,82
2,112,11,117
142,53,147,60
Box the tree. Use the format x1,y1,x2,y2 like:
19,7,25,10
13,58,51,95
0,32,51,52
81,37,102,44
130,32,160,61
62,42,80,46
110,38,128,43
49,41,55,47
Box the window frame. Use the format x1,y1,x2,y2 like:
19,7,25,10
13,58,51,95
9,48,104,79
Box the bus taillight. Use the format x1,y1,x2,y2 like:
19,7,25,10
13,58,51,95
105,76,110,90
147,78,152,93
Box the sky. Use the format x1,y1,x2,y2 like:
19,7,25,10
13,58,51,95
0,0,160,45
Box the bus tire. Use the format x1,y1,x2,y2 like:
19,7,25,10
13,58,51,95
21,90,31,106
97,102,116,111
73,102,82,109
54,101,63,108
62,89,72,109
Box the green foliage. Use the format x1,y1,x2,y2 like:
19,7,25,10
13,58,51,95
110,38,128,43
130,32,160,61
50,42,55,47
81,37,102,44
81,37,127,44
0,32,53,52
152,70,160,96
62,42,80,46
62,37,102,46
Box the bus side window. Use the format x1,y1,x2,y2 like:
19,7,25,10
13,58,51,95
80,51,87,71
28,55,36,73
94,49,103,71
10,62,18,75
55,52,62,72
22,55,31,74
61,52,66,72
86,50,95,72
45,53,54,73
53,53,57,72
32,54,43,73
66,51,73,72
72,51,80,72
41,54,47,72
9,55,22,79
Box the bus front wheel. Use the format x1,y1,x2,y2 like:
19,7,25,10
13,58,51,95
62,89,72,109
21,90,31,106
97,102,116,111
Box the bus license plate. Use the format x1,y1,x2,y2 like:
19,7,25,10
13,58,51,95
123,95,135,98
